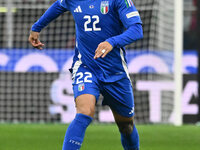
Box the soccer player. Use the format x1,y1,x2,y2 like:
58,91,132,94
29,0,143,149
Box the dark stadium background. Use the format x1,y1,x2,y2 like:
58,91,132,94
0,0,200,150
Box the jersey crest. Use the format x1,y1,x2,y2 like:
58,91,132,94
100,1,109,14
78,83,85,91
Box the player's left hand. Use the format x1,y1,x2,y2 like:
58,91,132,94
94,41,113,59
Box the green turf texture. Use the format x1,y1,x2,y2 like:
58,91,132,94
0,124,199,150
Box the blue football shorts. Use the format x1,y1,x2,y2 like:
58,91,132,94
72,64,135,118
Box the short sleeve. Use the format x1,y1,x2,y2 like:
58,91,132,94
115,0,142,28
57,0,69,10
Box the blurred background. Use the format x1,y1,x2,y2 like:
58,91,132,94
0,0,199,125
0,0,200,150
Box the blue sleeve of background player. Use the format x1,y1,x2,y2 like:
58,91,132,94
106,0,143,48
31,0,68,32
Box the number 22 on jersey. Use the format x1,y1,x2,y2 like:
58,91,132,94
76,72,92,84
84,15,101,31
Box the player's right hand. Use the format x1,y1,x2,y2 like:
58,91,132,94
28,31,44,50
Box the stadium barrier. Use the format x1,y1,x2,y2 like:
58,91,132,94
0,49,198,124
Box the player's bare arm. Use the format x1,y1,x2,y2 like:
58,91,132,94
94,41,113,59
28,1,67,50
28,31,44,50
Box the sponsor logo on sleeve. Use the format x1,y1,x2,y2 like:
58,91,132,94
126,11,139,19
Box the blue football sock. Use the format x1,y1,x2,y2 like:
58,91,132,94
62,113,93,150
121,125,139,150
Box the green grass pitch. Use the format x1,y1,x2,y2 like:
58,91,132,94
0,124,199,150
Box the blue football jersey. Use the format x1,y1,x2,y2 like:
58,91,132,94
59,0,142,82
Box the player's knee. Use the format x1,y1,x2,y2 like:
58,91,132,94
75,94,96,117
77,106,95,117
117,121,134,135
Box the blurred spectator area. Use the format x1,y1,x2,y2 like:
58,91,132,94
0,0,198,50
184,0,197,50
0,0,75,49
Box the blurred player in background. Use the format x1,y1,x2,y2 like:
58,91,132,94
29,0,143,149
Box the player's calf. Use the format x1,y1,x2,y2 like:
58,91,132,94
116,120,134,135
112,111,139,150
120,123,139,150
62,113,93,150
117,121,139,150
62,94,96,150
